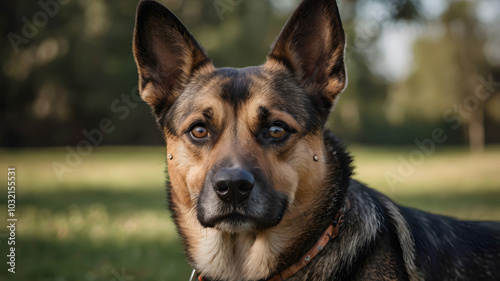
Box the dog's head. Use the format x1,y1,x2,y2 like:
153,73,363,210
133,0,346,234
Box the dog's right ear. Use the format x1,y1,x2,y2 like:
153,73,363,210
133,0,213,117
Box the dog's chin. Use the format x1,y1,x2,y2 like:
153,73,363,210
213,215,256,233
200,211,286,234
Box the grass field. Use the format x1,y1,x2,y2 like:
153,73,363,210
0,145,499,281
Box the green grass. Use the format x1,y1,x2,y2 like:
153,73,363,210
350,145,500,220
0,145,499,281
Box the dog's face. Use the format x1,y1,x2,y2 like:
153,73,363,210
133,0,346,234
162,65,329,233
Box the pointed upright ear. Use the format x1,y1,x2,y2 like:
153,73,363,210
133,0,213,118
268,0,346,115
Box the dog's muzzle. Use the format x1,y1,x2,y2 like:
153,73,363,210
196,165,288,232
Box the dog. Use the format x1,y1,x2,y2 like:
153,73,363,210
132,0,500,280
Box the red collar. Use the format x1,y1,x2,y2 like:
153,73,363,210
195,204,349,281
267,207,347,281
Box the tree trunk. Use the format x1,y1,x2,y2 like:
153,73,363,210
468,106,485,154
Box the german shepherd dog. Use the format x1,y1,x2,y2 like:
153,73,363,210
133,0,500,280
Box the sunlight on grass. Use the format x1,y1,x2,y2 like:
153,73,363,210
350,145,500,220
0,145,499,280
352,145,500,195
11,205,178,242
1,146,167,192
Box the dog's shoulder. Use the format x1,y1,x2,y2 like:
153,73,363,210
399,204,500,280
350,181,500,280
341,182,420,280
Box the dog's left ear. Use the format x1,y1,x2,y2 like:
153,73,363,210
268,0,346,115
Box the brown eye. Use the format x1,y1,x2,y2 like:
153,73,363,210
191,125,208,139
269,125,287,139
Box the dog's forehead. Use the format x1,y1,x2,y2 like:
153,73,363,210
181,66,301,108
187,66,264,105
214,67,255,106
163,65,323,135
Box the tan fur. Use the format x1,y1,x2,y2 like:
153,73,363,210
133,2,500,280
133,1,358,279
163,73,333,280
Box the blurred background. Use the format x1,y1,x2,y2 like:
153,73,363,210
1,0,499,280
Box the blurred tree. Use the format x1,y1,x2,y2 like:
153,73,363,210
1,0,499,147
329,0,424,144
387,0,500,152
441,1,497,153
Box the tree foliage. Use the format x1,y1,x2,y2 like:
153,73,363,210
1,0,499,147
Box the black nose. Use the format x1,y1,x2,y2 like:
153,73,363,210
212,168,255,203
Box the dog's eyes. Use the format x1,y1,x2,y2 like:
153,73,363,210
190,125,208,139
269,125,287,139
